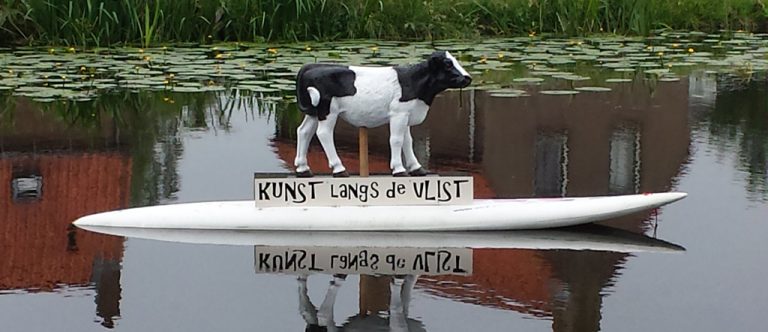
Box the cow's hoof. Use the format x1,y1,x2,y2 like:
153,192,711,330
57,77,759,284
295,170,313,178
409,168,428,176
332,170,350,178
393,171,408,177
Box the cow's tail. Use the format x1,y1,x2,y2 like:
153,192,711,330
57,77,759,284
296,85,322,119
306,87,320,107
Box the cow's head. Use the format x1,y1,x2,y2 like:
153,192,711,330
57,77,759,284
428,51,472,89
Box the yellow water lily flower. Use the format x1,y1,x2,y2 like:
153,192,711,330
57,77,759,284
267,48,278,54
688,48,695,53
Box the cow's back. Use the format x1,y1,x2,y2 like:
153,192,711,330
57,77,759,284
296,64,357,120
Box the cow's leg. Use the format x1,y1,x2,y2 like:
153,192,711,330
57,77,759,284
297,275,318,325
389,275,416,331
402,127,427,176
400,275,418,316
294,115,318,177
315,113,348,176
317,274,345,328
389,114,409,176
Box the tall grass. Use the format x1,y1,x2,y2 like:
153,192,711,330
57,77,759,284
1,0,766,46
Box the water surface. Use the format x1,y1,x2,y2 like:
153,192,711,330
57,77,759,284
1,56,767,331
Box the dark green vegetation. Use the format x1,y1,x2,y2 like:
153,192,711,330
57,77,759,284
1,0,768,47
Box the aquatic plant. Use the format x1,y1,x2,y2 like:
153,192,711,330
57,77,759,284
1,0,766,46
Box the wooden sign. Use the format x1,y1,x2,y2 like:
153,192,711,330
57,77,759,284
254,246,472,276
254,174,473,207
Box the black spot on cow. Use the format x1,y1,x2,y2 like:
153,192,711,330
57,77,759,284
394,51,471,105
296,64,357,121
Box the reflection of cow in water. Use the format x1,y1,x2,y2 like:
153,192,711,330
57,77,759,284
294,51,471,177
297,275,425,332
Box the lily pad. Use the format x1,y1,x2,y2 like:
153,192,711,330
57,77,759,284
489,92,529,98
605,78,633,83
553,75,591,81
540,90,580,95
513,77,545,84
575,86,612,92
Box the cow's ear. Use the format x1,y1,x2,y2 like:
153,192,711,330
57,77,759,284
428,52,444,70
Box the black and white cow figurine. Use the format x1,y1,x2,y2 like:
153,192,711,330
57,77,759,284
294,51,471,177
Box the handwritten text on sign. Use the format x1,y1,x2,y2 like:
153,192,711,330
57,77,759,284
253,246,472,276
254,175,473,206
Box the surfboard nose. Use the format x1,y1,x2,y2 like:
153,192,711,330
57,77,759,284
73,212,110,228
653,191,688,203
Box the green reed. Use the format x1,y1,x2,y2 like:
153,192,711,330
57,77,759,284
1,0,766,46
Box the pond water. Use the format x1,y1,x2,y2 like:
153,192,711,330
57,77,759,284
1,34,767,331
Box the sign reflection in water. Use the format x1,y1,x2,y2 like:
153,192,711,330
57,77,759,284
245,227,682,332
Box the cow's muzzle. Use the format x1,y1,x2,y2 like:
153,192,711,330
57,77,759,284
459,75,472,88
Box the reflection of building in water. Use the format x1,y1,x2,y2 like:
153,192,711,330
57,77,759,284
474,79,689,198
272,78,690,331
0,99,129,328
688,71,718,109
280,78,689,200
703,76,768,201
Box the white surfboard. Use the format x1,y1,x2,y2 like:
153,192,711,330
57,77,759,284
73,192,687,231
71,226,685,253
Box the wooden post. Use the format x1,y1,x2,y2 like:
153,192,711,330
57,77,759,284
359,127,369,177
357,126,389,315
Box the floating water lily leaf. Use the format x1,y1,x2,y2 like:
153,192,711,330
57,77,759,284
170,86,203,93
513,77,545,83
605,78,633,83
574,86,612,92
658,76,681,82
237,86,280,93
270,84,296,91
553,75,590,81
489,92,529,98
540,90,579,95
487,88,528,94
644,68,670,75
32,97,57,103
